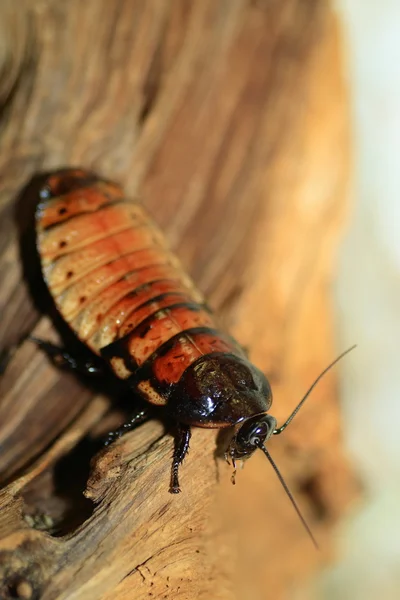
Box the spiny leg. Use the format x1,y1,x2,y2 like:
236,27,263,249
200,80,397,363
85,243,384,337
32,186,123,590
104,406,151,447
30,337,104,376
170,424,191,494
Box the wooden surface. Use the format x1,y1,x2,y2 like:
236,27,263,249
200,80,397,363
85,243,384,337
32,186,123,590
0,1,359,599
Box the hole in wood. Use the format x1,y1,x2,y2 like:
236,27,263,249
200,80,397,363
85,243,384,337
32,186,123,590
21,436,103,537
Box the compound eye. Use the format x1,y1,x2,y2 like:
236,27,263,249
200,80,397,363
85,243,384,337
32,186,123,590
248,421,270,446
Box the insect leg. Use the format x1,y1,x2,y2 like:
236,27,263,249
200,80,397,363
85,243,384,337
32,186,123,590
104,406,151,447
170,424,191,494
30,337,104,376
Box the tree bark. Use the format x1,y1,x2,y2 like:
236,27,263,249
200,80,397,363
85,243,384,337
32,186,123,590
0,1,359,599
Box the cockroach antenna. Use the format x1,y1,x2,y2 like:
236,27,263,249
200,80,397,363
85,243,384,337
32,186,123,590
273,345,357,436
257,441,319,549
260,345,357,548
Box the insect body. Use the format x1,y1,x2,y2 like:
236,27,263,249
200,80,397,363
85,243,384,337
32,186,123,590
36,169,352,547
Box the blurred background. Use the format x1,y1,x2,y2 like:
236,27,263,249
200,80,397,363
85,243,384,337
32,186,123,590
318,2,400,599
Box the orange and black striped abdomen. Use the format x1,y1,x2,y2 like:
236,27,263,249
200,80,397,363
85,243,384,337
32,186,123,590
36,170,246,410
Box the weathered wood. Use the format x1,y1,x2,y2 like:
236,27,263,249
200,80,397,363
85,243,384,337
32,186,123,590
0,1,359,598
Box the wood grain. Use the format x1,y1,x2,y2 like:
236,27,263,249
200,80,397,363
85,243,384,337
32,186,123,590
0,1,359,599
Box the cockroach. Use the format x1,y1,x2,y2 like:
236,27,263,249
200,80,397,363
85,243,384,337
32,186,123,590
34,168,354,548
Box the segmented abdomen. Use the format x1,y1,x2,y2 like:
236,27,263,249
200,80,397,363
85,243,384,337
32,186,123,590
36,170,244,406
